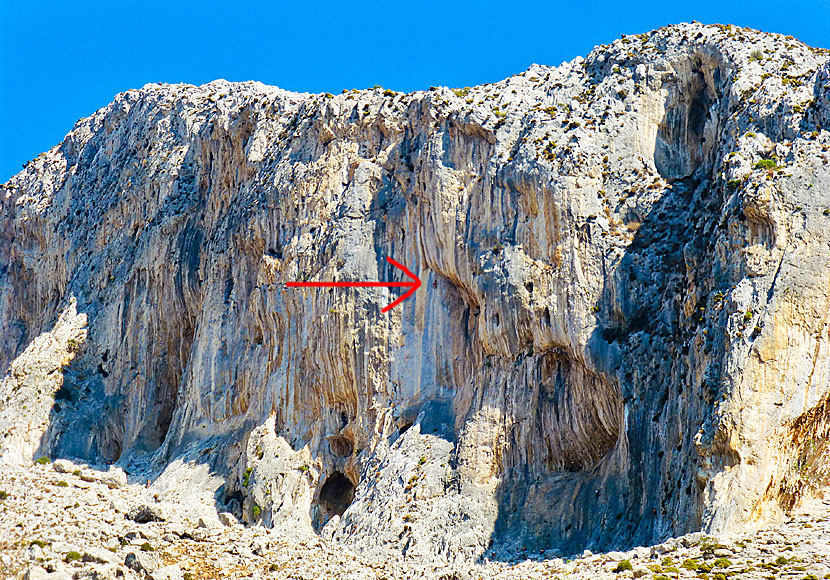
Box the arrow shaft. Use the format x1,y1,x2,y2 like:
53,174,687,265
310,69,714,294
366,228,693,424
285,281,414,288
285,257,421,311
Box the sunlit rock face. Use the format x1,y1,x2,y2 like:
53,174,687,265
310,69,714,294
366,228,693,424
2,22,830,562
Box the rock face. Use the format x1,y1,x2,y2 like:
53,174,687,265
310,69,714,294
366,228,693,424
2,22,830,562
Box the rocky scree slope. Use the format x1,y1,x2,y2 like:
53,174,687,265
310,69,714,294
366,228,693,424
2,460,830,580
2,22,830,563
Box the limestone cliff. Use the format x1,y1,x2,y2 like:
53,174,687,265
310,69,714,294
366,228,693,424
2,22,830,562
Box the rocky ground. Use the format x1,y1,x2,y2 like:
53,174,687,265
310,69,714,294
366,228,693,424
1,460,828,580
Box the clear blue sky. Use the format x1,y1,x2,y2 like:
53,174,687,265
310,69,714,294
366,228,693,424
2,0,830,182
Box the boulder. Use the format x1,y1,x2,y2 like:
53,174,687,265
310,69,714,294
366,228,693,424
99,469,127,489
81,548,119,565
127,504,166,523
24,566,48,580
150,564,183,580
52,460,76,474
124,552,159,575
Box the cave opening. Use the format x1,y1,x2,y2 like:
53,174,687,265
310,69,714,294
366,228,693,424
318,471,355,518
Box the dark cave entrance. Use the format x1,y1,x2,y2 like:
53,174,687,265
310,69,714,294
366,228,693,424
318,471,355,518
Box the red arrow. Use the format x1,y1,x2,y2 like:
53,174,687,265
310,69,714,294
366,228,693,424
285,257,421,312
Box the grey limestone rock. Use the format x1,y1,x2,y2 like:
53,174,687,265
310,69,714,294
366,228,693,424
2,21,830,564
126,504,167,523
81,547,120,565
24,566,48,580
123,551,160,575
52,459,77,474
149,564,182,580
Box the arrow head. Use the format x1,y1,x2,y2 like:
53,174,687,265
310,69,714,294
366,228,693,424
382,257,421,312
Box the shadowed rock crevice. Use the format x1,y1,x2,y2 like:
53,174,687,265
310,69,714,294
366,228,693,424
489,349,625,556
654,54,726,181
327,434,354,458
535,351,621,473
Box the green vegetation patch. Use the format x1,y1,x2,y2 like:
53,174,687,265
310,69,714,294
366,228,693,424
682,558,701,571
754,159,778,170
